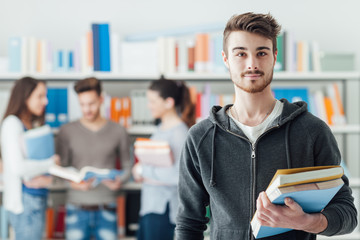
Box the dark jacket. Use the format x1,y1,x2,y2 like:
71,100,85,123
176,99,357,240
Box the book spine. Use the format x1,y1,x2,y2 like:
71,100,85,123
98,24,111,72
92,24,100,71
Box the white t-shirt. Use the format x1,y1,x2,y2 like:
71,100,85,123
228,100,284,144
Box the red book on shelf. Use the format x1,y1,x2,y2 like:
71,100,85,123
53,205,66,239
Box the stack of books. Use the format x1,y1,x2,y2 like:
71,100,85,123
134,138,173,167
251,165,344,239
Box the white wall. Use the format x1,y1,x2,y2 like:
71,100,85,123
1,0,360,175
0,0,359,69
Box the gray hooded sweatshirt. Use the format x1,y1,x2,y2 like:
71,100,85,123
176,99,357,240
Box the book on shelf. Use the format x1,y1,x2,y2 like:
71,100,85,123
48,165,124,183
53,205,65,238
45,87,69,129
134,138,174,167
251,165,344,239
117,194,126,238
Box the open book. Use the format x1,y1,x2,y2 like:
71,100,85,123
23,124,54,159
49,165,124,183
134,138,173,167
251,165,344,239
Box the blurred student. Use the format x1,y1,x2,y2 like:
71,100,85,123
132,78,195,240
1,77,58,240
56,77,131,240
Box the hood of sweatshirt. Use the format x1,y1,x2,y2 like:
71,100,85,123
206,99,308,187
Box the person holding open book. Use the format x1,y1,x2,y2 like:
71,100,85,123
1,77,59,240
56,77,131,240
132,78,195,240
176,12,357,240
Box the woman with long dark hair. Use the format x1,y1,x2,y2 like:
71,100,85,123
132,78,195,240
1,77,58,240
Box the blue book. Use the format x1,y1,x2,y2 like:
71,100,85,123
23,125,55,159
58,50,63,69
57,88,68,127
8,37,22,72
98,23,111,71
49,165,124,183
251,166,344,239
45,88,58,128
92,24,100,71
272,87,310,106
68,51,74,70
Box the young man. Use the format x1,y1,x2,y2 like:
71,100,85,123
56,77,131,240
176,12,357,240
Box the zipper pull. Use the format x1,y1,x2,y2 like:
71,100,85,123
251,145,255,159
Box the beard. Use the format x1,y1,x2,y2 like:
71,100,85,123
83,109,101,122
231,69,273,93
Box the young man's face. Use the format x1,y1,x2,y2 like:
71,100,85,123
78,90,103,122
222,31,277,94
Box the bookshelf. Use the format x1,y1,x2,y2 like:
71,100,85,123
0,71,359,239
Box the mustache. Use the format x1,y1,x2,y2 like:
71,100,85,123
241,70,264,77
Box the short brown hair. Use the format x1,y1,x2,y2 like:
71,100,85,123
223,12,281,55
74,77,102,96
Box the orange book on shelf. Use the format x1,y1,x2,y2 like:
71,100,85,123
121,97,131,128
324,97,334,125
189,86,197,104
45,207,55,238
110,97,121,123
188,44,195,71
117,195,126,238
175,42,179,72
333,83,345,116
296,41,304,72
194,33,209,72
86,31,93,68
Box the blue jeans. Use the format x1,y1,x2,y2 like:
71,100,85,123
8,192,47,240
65,203,118,240
137,203,175,240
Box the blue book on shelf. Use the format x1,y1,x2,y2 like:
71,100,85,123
45,88,58,128
272,87,310,106
68,51,74,70
57,88,68,126
8,37,22,72
92,24,101,71
98,23,111,71
58,50,63,69
23,125,55,159
252,178,344,239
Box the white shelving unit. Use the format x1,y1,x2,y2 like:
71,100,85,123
0,71,359,239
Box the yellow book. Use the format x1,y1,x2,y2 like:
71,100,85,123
266,165,343,195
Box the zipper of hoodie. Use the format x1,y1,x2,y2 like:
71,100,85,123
225,124,280,240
